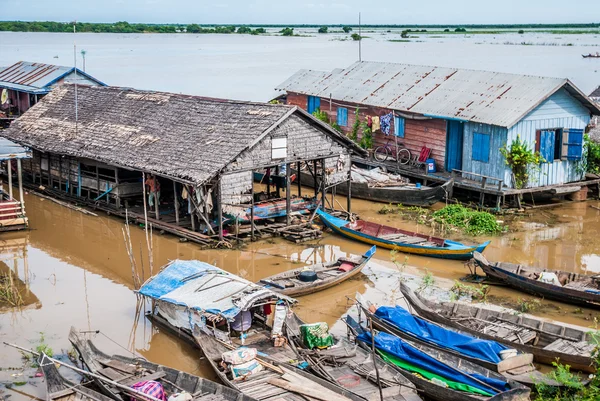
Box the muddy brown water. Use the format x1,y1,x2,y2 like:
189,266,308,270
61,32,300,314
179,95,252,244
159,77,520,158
1,192,600,400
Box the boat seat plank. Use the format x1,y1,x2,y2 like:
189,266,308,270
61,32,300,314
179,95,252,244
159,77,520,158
99,359,136,374
121,371,166,386
97,367,129,381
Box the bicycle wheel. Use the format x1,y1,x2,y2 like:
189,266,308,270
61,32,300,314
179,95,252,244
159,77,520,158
397,148,412,165
373,146,390,162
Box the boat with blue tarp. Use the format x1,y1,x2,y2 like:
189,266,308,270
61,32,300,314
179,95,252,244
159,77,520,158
356,291,553,386
316,209,490,260
345,315,530,401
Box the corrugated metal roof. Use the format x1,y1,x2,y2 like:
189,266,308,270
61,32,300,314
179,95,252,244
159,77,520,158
0,61,105,94
0,137,30,160
591,85,600,99
276,61,600,128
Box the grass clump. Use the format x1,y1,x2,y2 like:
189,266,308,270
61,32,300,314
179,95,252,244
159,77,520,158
516,297,541,313
0,272,24,307
418,270,435,291
432,204,504,235
450,281,488,302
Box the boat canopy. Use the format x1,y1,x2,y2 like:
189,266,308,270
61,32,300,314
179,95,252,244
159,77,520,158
138,260,296,321
374,305,509,363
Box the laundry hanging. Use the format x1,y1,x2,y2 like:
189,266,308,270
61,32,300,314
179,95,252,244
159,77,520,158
380,113,393,135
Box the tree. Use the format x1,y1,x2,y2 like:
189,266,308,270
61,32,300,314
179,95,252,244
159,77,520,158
237,26,252,34
455,27,467,32
253,27,266,34
401,30,409,38
444,28,450,32
187,24,201,33
518,29,525,34
318,26,328,34
280,27,294,36
342,26,352,33
351,33,361,41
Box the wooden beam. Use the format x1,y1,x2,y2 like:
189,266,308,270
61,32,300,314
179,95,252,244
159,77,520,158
7,160,13,199
296,162,301,197
173,181,179,225
217,180,223,241
251,173,255,241
320,159,326,210
313,160,318,196
17,159,24,216
346,177,351,214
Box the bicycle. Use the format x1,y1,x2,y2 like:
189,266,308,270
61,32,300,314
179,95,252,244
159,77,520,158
373,138,412,164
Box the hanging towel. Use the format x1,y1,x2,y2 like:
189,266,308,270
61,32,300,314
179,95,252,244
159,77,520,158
380,113,393,135
367,115,373,128
372,116,381,132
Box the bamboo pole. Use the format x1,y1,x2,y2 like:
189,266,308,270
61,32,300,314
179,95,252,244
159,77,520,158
368,318,384,401
141,172,153,276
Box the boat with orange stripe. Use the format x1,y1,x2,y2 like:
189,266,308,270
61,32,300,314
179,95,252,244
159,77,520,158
316,209,490,260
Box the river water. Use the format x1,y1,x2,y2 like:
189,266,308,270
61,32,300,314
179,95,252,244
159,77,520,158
1,31,600,399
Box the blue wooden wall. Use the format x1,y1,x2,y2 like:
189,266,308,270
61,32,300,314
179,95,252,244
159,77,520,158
460,88,591,189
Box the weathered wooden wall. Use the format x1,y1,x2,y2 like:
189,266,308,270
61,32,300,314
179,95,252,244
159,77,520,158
286,92,447,171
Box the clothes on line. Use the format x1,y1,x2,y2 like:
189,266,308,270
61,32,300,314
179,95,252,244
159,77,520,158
380,112,393,135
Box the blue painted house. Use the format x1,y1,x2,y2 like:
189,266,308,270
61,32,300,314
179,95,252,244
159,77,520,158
277,61,600,189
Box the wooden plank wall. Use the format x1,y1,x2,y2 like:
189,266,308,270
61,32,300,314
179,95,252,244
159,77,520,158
286,92,447,171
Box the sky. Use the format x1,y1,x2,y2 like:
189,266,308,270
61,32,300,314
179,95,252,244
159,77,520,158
2,0,600,25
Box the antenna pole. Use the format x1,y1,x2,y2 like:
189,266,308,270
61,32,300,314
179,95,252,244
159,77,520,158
358,12,362,61
73,22,78,135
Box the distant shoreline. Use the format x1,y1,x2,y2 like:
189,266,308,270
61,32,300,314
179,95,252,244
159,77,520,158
0,21,598,35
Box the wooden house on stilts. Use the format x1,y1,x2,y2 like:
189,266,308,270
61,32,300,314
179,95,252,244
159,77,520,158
1,84,363,245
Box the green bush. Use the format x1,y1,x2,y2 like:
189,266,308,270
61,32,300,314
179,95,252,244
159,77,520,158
343,26,352,33
432,204,504,235
585,134,600,174
280,27,294,36
500,136,544,189
351,33,361,41
318,26,328,34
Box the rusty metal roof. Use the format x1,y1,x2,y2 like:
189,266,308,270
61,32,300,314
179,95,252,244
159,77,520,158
276,61,600,128
0,61,104,94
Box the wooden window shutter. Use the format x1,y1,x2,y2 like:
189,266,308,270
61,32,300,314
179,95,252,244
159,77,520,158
566,128,584,160
535,130,541,153
561,129,569,160
539,130,555,163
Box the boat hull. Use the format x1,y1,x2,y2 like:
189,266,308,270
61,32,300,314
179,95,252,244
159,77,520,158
317,209,489,260
295,170,451,207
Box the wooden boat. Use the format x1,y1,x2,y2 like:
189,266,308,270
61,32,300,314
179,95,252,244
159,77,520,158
68,327,256,401
474,252,600,308
582,53,600,58
284,311,423,401
258,246,376,297
317,209,490,260
356,291,553,386
294,168,453,207
399,281,597,373
345,315,531,401
225,196,318,223
191,325,366,401
39,353,115,401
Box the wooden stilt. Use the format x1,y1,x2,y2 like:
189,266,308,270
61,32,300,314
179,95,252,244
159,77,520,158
313,160,318,197
346,177,352,214
17,159,24,215
217,180,223,241
114,168,120,208
173,181,179,225
296,162,301,197
7,160,13,199
69,158,74,196
251,174,255,241
266,168,271,198
320,159,326,210
286,163,291,226
95,165,100,199
275,165,281,198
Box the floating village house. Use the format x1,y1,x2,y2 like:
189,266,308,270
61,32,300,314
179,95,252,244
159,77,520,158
0,61,105,121
276,61,600,201
1,84,362,244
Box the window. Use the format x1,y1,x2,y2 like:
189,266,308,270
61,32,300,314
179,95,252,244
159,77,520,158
337,107,348,126
535,128,583,162
271,137,287,159
472,132,490,163
307,96,320,114
394,116,405,138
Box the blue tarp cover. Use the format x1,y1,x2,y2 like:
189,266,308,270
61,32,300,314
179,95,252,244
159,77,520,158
357,331,510,395
375,305,508,363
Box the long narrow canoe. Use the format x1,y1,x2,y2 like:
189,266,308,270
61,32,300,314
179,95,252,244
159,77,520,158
317,209,490,260
68,327,257,401
191,325,366,401
474,252,600,308
284,311,422,401
258,246,376,297
345,315,531,401
39,353,115,401
295,169,453,207
399,281,597,373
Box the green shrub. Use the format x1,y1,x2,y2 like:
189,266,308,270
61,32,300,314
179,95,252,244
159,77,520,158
585,134,600,174
280,27,294,36
500,135,544,189
432,204,504,235
351,33,361,41
318,26,328,34
343,26,352,33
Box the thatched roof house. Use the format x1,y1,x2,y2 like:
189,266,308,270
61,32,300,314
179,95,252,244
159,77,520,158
2,84,361,186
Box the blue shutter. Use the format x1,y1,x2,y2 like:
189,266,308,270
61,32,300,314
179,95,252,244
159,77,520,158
566,128,584,160
539,130,555,163
472,132,490,163
307,96,320,114
337,107,348,126
394,116,405,138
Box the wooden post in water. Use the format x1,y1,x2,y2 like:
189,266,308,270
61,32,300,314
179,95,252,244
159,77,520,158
7,160,13,199
313,160,318,197
114,167,120,208
347,176,352,215
297,162,301,197
250,173,255,241
17,159,24,215
320,159,326,210
217,179,223,241
369,317,384,401
286,163,291,226
173,180,179,225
